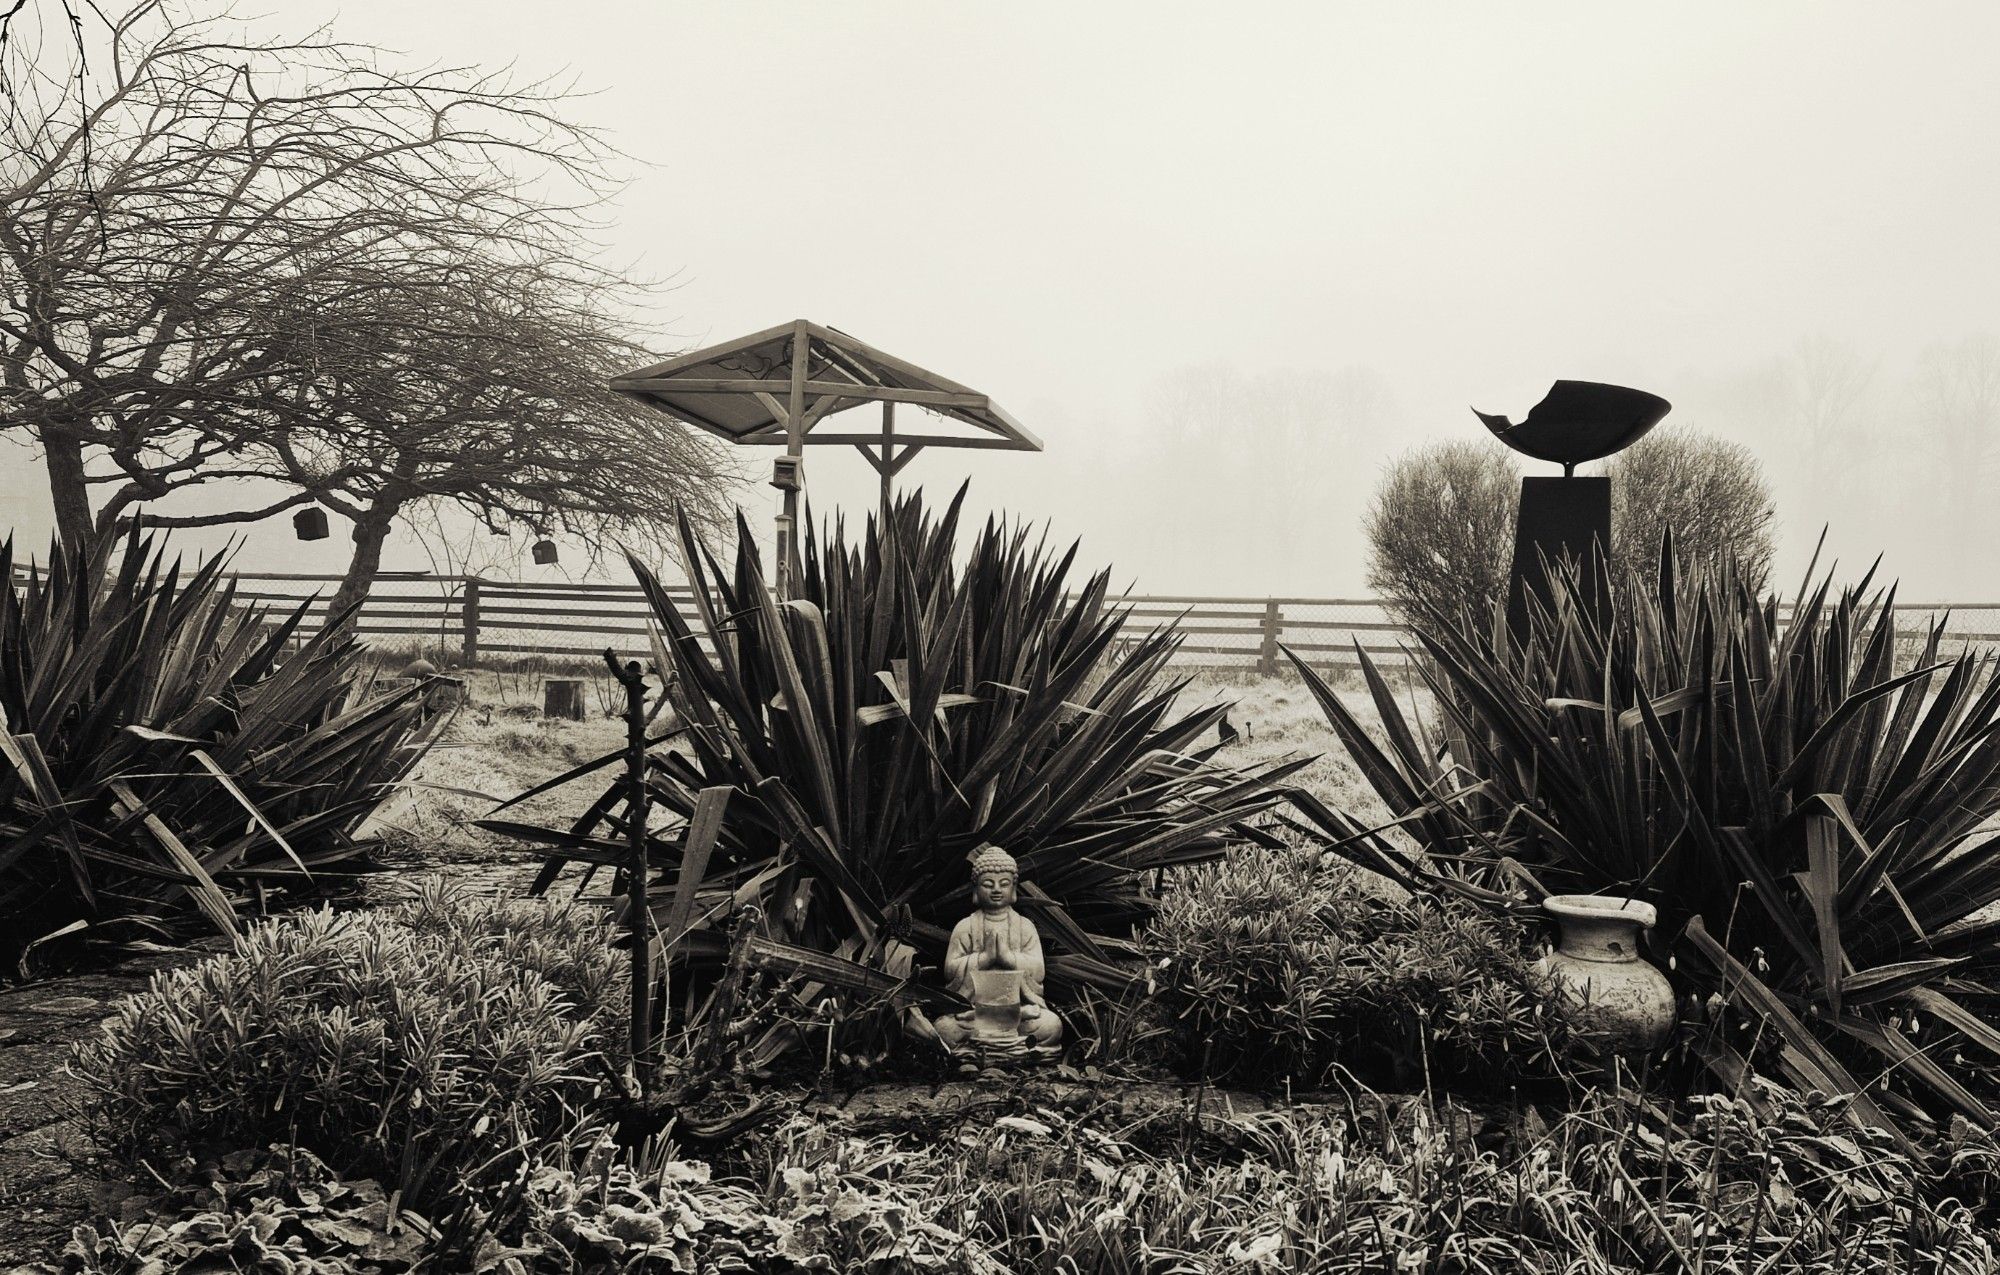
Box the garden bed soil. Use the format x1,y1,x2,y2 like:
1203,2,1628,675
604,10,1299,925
0,943,225,1267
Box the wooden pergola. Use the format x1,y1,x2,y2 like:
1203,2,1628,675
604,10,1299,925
612,319,1040,590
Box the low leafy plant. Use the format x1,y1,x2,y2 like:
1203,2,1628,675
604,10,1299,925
759,1078,1994,1273
488,491,1302,1059
71,880,624,1217
58,1144,428,1274
504,1130,1000,1274
56,1078,1994,1273
1286,542,2000,1142
0,529,449,967
1147,849,1570,1090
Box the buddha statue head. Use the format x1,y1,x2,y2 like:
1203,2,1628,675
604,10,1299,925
969,844,1018,914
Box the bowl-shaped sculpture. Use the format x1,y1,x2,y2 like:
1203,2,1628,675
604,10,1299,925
1473,380,1671,475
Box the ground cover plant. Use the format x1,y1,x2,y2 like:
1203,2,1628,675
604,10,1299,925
0,530,449,969
55,1074,1998,1273
1290,540,2000,1143
1148,849,1570,1091
71,879,626,1220
490,490,1307,1061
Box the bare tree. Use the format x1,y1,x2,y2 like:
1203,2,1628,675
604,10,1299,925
0,1,731,602
201,262,735,615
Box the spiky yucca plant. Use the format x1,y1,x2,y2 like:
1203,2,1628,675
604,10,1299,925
493,491,1300,1053
1288,542,2000,1143
0,530,449,966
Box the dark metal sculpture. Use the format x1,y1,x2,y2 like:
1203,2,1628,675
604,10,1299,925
1474,380,1672,477
1473,380,1671,640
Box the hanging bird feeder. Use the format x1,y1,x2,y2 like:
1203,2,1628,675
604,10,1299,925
293,507,329,541
532,538,559,565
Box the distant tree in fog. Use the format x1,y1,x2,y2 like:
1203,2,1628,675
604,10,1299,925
1781,335,1878,510
1913,335,2000,572
1368,428,1774,625
1139,362,1395,592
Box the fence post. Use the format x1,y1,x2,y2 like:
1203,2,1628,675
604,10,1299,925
461,577,482,666
1257,599,1281,676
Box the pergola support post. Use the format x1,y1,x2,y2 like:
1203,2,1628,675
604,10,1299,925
778,322,810,596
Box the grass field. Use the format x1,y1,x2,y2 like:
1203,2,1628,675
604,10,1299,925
376,665,1396,890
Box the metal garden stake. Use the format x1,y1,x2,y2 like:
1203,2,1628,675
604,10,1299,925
606,650,655,1086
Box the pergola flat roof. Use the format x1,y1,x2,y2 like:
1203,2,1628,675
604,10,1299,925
610,319,1041,453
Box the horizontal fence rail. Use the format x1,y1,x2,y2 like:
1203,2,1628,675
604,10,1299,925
27,569,2000,674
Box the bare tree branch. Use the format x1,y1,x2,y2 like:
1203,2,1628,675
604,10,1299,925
0,0,739,608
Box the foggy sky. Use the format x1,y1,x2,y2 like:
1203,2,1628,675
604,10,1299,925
9,2,2000,598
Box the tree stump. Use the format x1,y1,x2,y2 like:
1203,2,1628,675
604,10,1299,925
543,678,587,721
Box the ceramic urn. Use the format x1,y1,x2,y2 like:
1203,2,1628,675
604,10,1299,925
1536,894,1676,1053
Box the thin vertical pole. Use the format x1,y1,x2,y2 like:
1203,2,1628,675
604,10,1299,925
607,651,654,1087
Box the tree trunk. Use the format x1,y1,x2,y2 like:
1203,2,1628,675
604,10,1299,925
42,427,94,558
329,504,399,632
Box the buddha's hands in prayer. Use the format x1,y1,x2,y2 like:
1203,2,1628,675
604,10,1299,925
980,922,1017,970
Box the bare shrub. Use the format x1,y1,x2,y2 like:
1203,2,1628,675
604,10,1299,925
1367,427,1775,623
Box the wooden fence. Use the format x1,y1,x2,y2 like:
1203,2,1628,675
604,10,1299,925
188,572,2000,675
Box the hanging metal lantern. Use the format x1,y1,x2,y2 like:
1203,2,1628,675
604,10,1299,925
293,507,329,541
532,538,558,565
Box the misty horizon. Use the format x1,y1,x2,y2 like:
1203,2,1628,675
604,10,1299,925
6,1,1996,601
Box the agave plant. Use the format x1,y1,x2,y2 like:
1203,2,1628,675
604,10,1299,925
489,491,1301,1057
0,530,450,967
1286,541,2000,1141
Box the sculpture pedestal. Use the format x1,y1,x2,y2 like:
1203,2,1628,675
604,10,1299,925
1507,476,1611,642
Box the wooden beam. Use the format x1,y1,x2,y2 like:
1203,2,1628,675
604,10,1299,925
813,335,890,388
878,402,895,508
753,390,790,426
611,375,791,395
799,383,986,408
787,324,809,444
854,442,889,474
801,393,850,430
612,376,990,411
778,322,809,596
887,443,925,476
791,432,1032,451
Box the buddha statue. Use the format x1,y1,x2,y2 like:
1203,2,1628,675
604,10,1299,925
907,844,1062,1063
